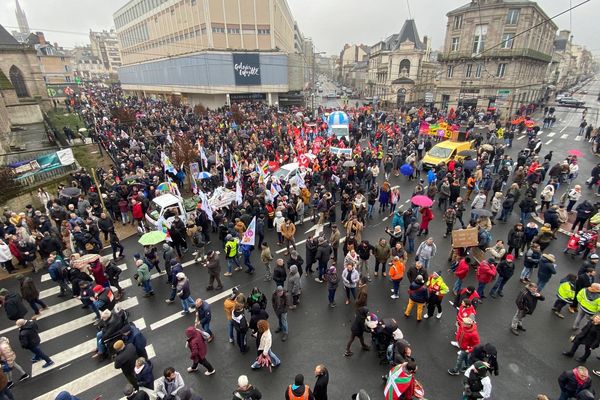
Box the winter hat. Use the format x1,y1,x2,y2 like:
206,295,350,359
415,275,424,284
93,285,104,294
294,374,305,386
123,385,135,396
133,253,141,260
543,253,556,263
591,254,599,260
163,243,170,250
276,286,284,292
506,254,514,262
238,375,249,387
473,361,489,376
0,289,8,297
170,259,178,266
176,272,186,280
113,340,125,351
226,234,233,241
328,266,336,274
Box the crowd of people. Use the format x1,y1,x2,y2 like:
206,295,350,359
0,83,599,399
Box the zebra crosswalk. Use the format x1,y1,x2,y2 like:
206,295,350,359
3,256,230,400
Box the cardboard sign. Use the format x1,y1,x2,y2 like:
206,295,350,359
451,227,478,248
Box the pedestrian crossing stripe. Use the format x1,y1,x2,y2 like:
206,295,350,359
33,345,156,400
547,132,556,137
0,298,83,336
31,318,146,377
561,134,569,139
39,297,139,343
575,136,583,141
41,263,127,283
39,278,132,300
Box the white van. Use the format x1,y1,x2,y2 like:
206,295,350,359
145,193,188,229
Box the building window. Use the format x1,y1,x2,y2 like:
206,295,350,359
447,65,454,78
506,9,520,25
257,28,270,35
227,28,240,34
60,57,65,62
451,37,460,52
472,24,487,54
191,0,196,5
465,64,473,78
64,65,69,72
65,76,71,82
496,63,507,78
399,59,410,77
453,15,463,30
475,64,482,78
212,27,225,33
9,65,29,98
501,33,515,49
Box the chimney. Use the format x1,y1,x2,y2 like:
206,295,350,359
423,35,428,49
36,31,46,45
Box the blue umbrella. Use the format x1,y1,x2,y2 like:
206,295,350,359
400,164,414,176
195,171,212,180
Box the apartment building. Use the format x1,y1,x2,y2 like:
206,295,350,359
437,0,557,115
89,30,123,76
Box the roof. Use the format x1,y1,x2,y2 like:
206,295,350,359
446,1,558,29
350,60,368,71
0,25,20,46
151,193,182,207
0,69,13,90
395,19,423,50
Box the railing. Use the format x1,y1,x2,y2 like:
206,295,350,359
438,48,553,63
14,164,78,186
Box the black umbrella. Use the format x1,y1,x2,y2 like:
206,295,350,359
60,187,81,198
463,160,477,170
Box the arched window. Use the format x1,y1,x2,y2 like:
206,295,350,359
399,59,411,77
9,66,29,98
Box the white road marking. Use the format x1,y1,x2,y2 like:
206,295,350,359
41,263,127,282
0,298,84,335
33,345,156,400
575,136,583,141
545,139,553,145
149,259,196,280
31,318,146,377
560,134,569,139
150,288,234,330
547,132,556,137
39,279,132,300
39,297,139,343
517,135,525,140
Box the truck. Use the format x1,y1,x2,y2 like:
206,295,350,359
327,111,350,140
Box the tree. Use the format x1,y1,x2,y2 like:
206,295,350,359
110,107,136,126
170,134,199,192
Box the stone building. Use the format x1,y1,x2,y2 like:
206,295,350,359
366,19,436,107
0,24,49,134
436,0,557,116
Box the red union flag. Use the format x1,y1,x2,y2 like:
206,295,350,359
241,216,256,246
298,154,309,168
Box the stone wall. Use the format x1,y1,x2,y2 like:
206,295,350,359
6,103,43,125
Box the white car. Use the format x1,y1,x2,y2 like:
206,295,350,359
269,162,312,184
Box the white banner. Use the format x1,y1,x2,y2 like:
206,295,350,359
329,147,352,156
56,148,75,165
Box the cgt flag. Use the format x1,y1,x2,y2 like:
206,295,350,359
240,216,256,246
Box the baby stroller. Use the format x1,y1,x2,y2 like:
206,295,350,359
370,318,398,364
100,307,130,359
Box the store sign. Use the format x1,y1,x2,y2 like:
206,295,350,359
230,93,266,102
233,53,261,86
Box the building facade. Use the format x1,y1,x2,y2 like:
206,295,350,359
71,46,111,81
89,30,123,77
437,0,557,116
338,44,369,86
366,19,437,107
113,0,305,108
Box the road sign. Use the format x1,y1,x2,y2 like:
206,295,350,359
425,92,434,103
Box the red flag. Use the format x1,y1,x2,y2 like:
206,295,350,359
298,154,309,168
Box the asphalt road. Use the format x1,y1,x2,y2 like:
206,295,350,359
4,77,600,400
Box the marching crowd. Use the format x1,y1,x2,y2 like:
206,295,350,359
0,85,598,399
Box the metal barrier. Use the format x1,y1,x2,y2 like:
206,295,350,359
15,164,77,186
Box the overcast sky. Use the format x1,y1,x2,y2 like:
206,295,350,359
0,0,597,55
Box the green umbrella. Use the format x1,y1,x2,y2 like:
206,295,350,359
138,231,167,246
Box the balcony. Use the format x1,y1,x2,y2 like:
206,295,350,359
438,48,552,63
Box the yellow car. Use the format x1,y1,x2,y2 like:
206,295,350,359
422,140,474,170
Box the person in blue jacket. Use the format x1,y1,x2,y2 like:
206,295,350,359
120,323,148,360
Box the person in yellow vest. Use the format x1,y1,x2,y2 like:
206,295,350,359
551,274,577,319
424,271,449,319
224,235,240,276
285,373,315,400
573,283,600,331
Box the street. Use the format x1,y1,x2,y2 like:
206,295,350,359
3,77,600,400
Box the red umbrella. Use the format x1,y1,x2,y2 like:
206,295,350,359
411,195,433,207
568,149,583,157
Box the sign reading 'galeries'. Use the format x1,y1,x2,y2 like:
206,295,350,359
233,53,261,86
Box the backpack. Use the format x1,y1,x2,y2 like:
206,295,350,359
105,262,122,280
478,230,492,247
192,232,205,247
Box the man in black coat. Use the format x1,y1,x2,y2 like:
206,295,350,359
113,340,139,390
16,319,53,367
123,383,150,400
0,289,27,321
313,365,329,400
510,283,544,336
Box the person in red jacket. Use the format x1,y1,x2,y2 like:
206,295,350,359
184,326,215,375
476,258,497,299
448,317,480,375
131,199,146,233
418,207,434,236
452,256,471,295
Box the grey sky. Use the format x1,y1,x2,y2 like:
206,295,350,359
0,0,597,55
